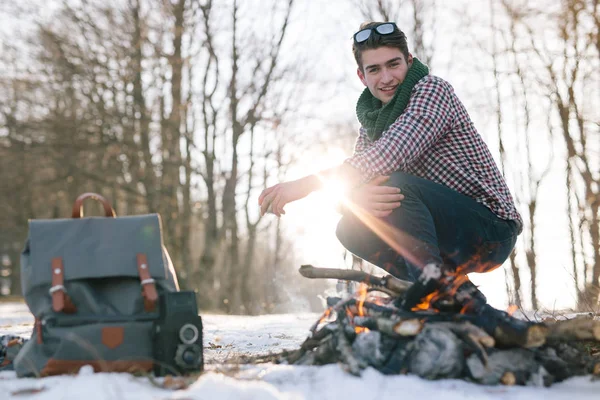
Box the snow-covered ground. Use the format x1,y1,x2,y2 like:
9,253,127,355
1,302,599,400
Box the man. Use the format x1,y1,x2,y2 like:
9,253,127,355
258,22,522,311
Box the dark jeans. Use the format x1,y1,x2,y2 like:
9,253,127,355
336,172,519,302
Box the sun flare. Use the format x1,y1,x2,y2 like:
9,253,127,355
318,177,350,206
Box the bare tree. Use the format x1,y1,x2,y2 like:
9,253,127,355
500,0,599,309
353,0,436,67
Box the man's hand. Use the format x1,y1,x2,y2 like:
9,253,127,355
347,176,404,217
258,176,319,217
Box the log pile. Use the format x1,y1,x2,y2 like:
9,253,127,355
281,265,600,386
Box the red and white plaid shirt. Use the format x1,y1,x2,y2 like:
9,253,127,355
345,75,522,227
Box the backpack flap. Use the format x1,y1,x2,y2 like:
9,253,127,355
21,214,169,316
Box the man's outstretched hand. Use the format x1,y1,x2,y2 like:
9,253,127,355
348,175,405,217
258,176,319,217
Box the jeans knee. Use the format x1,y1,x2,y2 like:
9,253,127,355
335,217,353,251
336,217,378,260
386,171,421,188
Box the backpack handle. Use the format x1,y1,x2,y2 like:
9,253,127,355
71,193,116,218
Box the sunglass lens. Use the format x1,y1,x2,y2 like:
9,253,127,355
355,29,371,43
376,23,395,35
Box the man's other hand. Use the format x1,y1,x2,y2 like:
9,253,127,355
258,176,318,217
348,175,404,217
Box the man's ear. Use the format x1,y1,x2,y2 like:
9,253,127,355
357,68,367,86
407,53,413,67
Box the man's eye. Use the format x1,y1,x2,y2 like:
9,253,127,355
389,62,400,68
367,68,379,74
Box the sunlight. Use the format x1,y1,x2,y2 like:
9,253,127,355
317,176,350,207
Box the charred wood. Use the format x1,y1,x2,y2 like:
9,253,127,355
466,348,552,386
428,322,494,366
286,323,338,364
289,267,600,385
343,300,546,349
335,312,364,376
405,325,465,380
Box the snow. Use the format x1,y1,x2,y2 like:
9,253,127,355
1,302,599,399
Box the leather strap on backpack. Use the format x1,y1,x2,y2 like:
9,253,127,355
137,253,158,312
50,257,77,314
71,193,116,218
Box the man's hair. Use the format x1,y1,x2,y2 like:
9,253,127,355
352,22,410,71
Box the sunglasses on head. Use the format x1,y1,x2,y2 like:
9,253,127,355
353,22,397,44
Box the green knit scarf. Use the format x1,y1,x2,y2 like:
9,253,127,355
356,57,429,141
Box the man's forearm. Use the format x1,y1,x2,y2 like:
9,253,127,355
312,162,364,189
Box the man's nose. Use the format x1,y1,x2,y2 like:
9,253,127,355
380,68,393,83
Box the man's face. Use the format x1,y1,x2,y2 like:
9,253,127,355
357,47,413,104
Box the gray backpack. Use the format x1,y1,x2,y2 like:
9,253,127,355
14,193,181,377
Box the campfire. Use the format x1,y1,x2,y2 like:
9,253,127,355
278,265,600,386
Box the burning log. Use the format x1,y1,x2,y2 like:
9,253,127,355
285,266,600,385
300,265,547,348
342,298,547,349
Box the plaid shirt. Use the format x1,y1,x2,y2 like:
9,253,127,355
345,75,522,227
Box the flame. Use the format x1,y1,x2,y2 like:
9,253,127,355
412,292,438,311
315,307,332,329
507,304,518,316
357,283,368,316
354,283,369,334
410,248,503,313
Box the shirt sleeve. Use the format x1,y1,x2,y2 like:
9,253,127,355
353,127,371,155
344,77,455,182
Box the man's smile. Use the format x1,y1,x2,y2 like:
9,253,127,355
379,84,398,95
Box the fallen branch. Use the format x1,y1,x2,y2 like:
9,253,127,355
299,264,412,295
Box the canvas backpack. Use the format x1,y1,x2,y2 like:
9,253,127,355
14,193,181,377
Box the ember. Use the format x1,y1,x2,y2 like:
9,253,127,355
280,265,600,386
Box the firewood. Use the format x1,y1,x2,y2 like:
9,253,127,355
429,322,494,366
287,323,337,364
467,348,551,386
395,319,425,336
353,316,424,337
407,325,465,380
500,371,516,385
313,336,339,365
545,319,600,342
351,330,388,368
299,264,411,295
336,313,364,376
492,323,547,348
475,305,548,348
347,300,545,349
430,322,495,348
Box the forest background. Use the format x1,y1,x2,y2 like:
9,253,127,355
0,0,598,315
